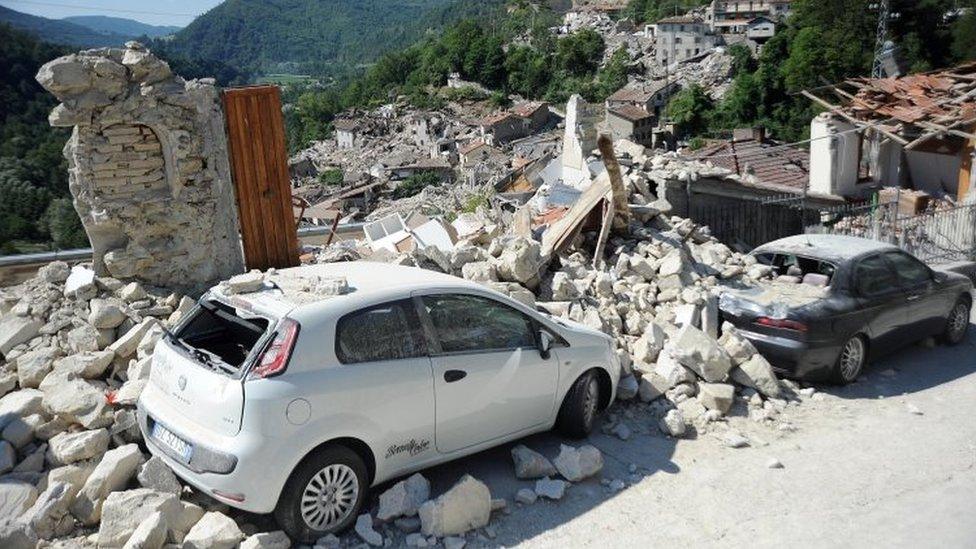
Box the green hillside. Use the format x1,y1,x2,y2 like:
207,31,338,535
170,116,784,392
0,24,86,254
163,0,505,77
0,5,129,47
62,15,181,38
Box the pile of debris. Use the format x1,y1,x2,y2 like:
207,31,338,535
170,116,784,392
315,135,802,440
0,263,270,548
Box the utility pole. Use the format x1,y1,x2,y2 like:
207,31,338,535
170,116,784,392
871,0,891,79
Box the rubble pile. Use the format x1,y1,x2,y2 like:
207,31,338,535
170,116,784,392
0,262,253,548
316,136,804,443
290,104,486,188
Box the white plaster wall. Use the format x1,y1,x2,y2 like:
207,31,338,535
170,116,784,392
809,114,859,196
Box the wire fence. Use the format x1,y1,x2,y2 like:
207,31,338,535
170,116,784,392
810,200,976,264
692,191,976,265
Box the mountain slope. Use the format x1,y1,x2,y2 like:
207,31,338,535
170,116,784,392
62,15,181,38
164,0,504,76
0,5,129,47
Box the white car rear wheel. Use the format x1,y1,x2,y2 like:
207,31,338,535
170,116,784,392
275,445,368,542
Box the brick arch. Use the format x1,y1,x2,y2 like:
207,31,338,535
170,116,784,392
91,124,167,198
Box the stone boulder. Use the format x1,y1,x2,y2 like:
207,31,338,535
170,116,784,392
355,514,383,546
0,480,38,522
496,237,543,286
97,488,180,547
418,475,491,537
136,456,181,496
0,389,45,421
377,473,429,521
730,354,782,398
659,409,686,437
668,325,732,382
182,511,244,549
89,299,126,329
71,443,144,524
553,444,603,482
0,316,42,356
20,482,74,540
697,383,735,414
41,376,112,429
240,531,291,549
121,510,167,549
52,350,114,379
15,348,60,389
533,478,567,500
510,445,557,479
717,323,758,366
47,429,110,465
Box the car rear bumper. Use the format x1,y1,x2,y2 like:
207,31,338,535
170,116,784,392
137,383,282,514
736,328,842,381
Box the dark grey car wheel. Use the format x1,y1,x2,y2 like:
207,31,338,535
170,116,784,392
941,299,970,346
832,335,867,384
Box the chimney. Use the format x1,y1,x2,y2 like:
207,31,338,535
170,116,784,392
732,127,765,142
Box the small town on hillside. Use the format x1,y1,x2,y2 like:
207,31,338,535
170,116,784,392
0,1,976,548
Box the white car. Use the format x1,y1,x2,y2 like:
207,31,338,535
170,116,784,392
137,262,620,541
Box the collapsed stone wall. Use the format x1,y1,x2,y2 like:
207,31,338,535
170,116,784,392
36,42,244,292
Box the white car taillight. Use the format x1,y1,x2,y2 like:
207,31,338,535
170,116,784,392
249,318,300,379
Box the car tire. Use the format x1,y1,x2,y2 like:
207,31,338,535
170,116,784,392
940,298,971,346
274,445,368,543
831,334,867,384
556,371,601,439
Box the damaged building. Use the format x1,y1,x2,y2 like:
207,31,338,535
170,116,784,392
802,62,976,203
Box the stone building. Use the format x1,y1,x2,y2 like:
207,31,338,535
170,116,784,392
652,16,722,65
36,42,244,291
706,0,792,34
334,119,359,149
480,112,529,146
606,80,680,119
606,105,655,147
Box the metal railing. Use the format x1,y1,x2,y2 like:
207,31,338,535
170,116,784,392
0,222,368,269
809,201,976,264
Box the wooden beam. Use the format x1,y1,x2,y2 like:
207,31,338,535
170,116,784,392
801,90,910,145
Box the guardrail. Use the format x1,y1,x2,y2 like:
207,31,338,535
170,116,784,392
0,222,368,285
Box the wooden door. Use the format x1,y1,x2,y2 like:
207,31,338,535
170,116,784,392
222,86,299,270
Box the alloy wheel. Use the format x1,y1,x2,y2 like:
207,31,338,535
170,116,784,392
839,337,865,381
300,464,359,531
949,303,969,343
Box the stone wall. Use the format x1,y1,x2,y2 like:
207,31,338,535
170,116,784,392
35,42,245,292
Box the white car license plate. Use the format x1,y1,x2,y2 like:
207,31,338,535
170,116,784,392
152,423,193,462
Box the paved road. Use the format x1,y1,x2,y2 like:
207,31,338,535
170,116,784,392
414,311,976,548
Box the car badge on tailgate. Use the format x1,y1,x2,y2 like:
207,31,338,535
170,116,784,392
178,375,187,391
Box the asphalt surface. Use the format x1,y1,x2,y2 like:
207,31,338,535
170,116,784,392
411,309,976,548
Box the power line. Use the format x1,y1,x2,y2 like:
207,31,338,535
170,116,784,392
0,0,196,17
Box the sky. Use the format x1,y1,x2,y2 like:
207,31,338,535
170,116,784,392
0,0,223,27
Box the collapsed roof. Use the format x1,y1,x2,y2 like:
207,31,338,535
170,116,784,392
801,61,976,150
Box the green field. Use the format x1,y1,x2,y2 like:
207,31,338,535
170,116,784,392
255,73,318,85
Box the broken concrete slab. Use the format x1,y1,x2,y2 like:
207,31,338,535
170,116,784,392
97,488,180,547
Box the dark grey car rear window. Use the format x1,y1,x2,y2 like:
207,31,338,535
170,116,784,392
336,300,427,364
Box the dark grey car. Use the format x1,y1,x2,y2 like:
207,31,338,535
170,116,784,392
719,234,973,384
